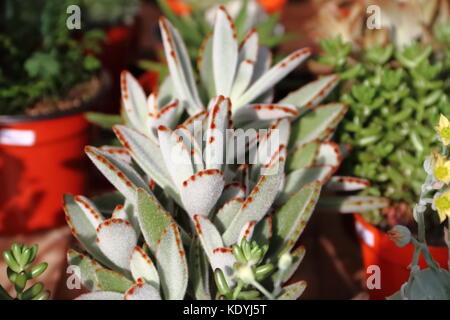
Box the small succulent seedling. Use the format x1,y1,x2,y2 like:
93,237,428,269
0,243,49,300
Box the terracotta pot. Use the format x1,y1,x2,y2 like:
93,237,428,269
354,214,449,300
0,74,110,235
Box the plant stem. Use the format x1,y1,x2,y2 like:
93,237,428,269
251,281,274,300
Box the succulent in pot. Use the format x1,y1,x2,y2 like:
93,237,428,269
388,114,450,300
315,36,450,298
0,0,106,234
64,7,387,300
0,243,49,300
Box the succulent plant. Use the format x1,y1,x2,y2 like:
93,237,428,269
0,243,49,300
156,0,289,61
317,36,450,227
65,7,385,300
388,115,450,300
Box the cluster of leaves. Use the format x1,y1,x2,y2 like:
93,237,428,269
388,115,450,300
157,0,291,60
318,36,450,226
0,0,103,116
80,0,141,27
64,7,378,301
0,243,49,300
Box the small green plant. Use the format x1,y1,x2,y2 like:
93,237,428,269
0,0,103,116
318,36,450,227
0,243,49,300
388,115,450,300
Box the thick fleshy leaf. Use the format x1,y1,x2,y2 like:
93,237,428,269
130,246,160,289
237,221,256,243
199,34,216,97
120,71,147,131
250,46,272,86
279,246,306,284
325,176,371,192
289,103,348,148
239,29,259,64
214,198,244,233
286,141,320,172
236,48,312,108
205,96,231,170
96,268,134,293
252,216,272,247
100,146,131,164
136,189,172,254
124,282,162,300
85,146,150,204
113,125,179,203
233,104,297,125
213,6,238,96
155,223,188,300
111,202,140,236
230,59,255,102
277,281,307,300
218,182,246,206
75,291,123,300
223,169,284,246
148,99,180,135
63,195,111,267
279,166,333,204
176,126,204,172
180,169,225,218
272,182,321,255
96,219,138,272
159,18,202,114
188,239,211,300
193,214,224,258
315,142,342,167
211,248,236,286
316,196,390,213
67,249,99,291
157,126,194,190
278,75,339,115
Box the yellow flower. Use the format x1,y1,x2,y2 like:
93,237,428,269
434,189,450,222
435,114,450,146
433,152,450,184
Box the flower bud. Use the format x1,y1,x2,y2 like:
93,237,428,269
388,225,412,247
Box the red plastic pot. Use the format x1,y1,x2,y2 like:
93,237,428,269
0,75,110,235
354,214,449,300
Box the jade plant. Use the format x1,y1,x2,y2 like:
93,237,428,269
388,114,450,300
65,7,386,300
0,244,49,300
0,0,103,116
316,36,450,227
